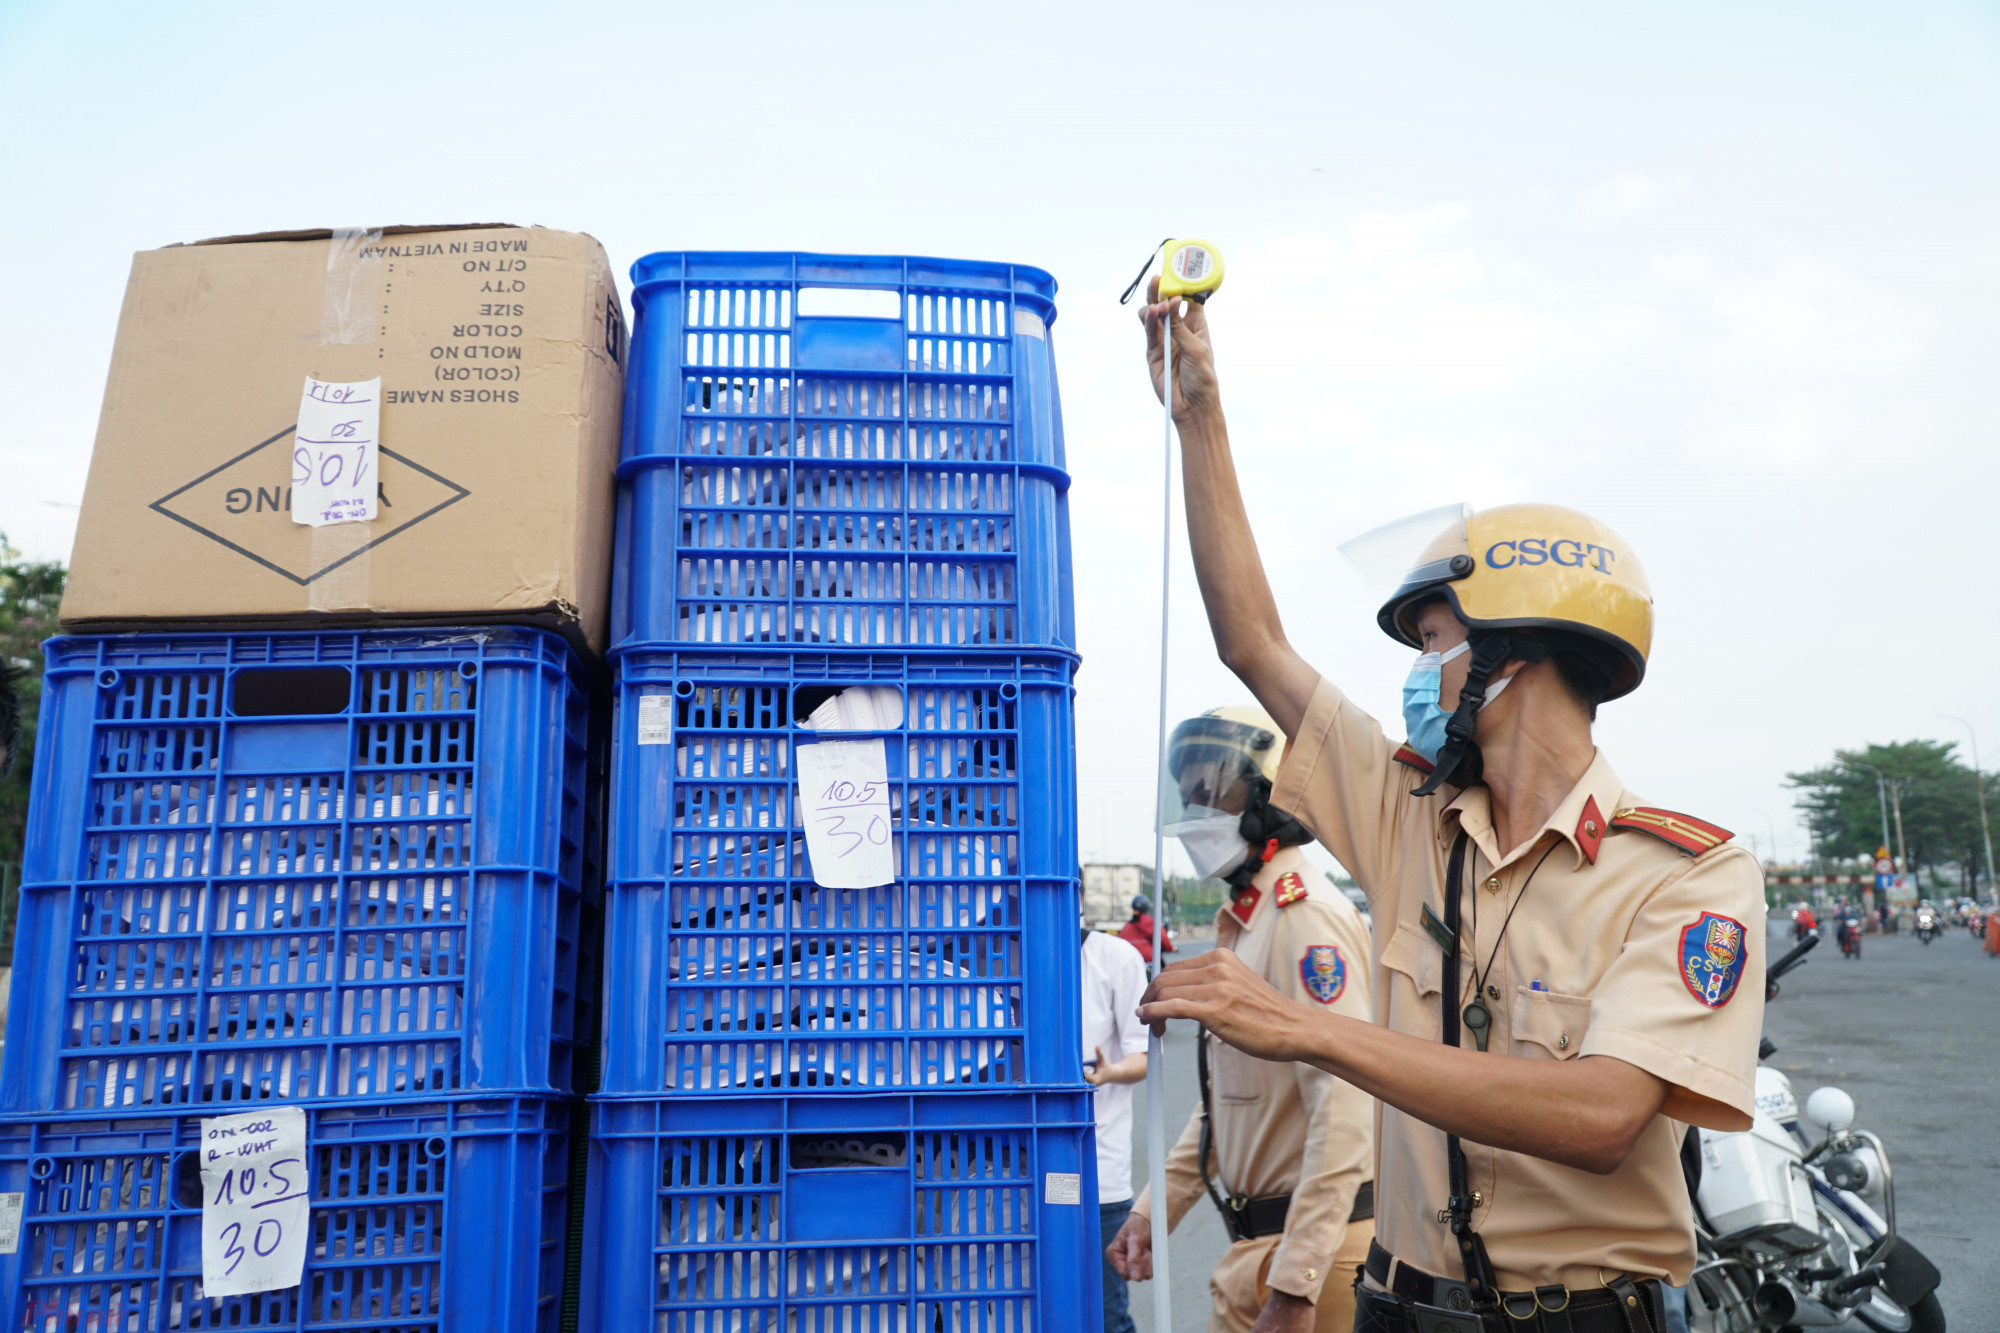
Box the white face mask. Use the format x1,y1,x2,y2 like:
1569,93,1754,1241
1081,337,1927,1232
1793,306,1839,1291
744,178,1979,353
1164,805,1251,879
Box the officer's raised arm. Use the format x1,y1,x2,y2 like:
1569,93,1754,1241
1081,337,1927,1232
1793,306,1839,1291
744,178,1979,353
1140,279,1318,736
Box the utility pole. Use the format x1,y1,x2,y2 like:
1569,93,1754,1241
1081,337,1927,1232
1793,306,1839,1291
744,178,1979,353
1941,715,1997,893
1849,760,1895,862
1887,779,1912,892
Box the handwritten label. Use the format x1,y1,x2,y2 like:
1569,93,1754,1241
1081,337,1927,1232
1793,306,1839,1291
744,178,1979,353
291,377,380,527
637,694,674,746
795,740,895,889
201,1107,310,1296
0,1192,21,1254
1043,1172,1081,1205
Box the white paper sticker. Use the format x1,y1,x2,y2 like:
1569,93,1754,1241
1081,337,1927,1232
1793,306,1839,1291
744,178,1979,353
796,739,895,889
201,1107,311,1297
1043,1172,1081,1205
291,377,381,527
637,694,674,746
0,1192,22,1254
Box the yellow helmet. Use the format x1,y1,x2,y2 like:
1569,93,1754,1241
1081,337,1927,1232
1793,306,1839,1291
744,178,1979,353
1162,705,1284,823
1376,503,1652,699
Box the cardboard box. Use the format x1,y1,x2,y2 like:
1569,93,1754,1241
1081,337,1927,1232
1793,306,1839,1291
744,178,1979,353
61,224,626,655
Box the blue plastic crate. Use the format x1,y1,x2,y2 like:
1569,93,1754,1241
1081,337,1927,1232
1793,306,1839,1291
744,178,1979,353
581,1091,1100,1333
610,251,1077,653
0,1096,574,1333
2,628,597,1112
600,648,1083,1095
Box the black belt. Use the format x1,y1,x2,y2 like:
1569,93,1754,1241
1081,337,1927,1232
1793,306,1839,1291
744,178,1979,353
1363,1240,1663,1333
1214,1179,1375,1243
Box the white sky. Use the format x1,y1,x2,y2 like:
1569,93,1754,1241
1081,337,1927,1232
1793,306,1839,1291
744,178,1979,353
4,0,1996,873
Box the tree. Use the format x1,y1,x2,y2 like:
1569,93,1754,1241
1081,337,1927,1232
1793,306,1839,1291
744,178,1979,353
2,537,68,961
1787,740,1993,893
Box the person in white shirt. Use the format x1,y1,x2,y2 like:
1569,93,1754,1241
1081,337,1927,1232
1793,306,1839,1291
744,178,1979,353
1081,922,1152,1333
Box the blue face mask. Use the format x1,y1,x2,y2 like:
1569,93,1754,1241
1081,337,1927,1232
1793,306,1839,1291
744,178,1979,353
1401,641,1468,762
1402,640,1515,761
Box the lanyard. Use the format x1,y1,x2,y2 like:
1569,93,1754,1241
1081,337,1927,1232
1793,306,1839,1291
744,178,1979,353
1442,832,1502,1311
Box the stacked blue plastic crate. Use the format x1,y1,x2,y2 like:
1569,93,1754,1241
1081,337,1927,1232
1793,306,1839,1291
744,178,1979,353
587,253,1098,1331
0,626,599,1332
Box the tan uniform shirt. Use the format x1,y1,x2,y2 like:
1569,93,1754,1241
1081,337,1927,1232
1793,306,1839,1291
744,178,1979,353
1270,675,1765,1291
1133,845,1377,1301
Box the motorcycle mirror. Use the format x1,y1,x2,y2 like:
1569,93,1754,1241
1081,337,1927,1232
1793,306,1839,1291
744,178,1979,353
1804,1086,1855,1135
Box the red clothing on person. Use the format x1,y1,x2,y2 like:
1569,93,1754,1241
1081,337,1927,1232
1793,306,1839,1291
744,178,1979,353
1118,914,1175,964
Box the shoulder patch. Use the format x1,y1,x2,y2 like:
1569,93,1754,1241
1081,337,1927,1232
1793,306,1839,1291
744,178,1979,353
1392,744,1436,774
1611,806,1733,856
1678,912,1747,1008
1274,871,1309,908
1300,945,1347,1003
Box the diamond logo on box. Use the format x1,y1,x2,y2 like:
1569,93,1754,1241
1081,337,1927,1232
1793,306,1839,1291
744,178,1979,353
150,425,470,585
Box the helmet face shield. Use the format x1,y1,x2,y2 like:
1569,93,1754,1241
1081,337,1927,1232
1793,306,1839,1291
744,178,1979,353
1340,504,1473,596
1160,714,1280,830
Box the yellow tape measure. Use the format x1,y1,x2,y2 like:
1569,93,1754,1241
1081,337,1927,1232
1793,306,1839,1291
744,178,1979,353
1119,237,1226,305
1157,239,1225,303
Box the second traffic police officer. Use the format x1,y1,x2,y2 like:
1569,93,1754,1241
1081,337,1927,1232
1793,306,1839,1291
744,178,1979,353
1132,280,1766,1333
1108,706,1376,1333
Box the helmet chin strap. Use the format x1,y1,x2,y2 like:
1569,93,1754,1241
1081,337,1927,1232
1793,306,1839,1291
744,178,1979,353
1410,633,1544,797
1223,777,1315,896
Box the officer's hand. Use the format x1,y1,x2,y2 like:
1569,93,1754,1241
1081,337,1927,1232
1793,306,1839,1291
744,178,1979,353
1137,948,1312,1061
1140,275,1219,421
1107,1211,1154,1281
1250,1291,1317,1333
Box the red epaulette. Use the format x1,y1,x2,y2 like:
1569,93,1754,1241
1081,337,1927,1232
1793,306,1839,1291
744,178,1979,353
1392,744,1435,774
1610,806,1734,857
1274,871,1309,908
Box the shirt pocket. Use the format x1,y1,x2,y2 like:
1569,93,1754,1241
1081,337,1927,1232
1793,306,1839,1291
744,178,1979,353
1209,1031,1267,1103
1378,923,1444,999
1511,986,1591,1060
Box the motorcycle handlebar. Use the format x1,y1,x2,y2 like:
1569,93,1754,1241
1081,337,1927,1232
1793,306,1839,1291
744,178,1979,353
1766,932,1819,990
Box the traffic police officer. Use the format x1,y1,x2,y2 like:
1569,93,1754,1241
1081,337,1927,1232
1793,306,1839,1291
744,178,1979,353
1132,282,1765,1333
1109,707,1377,1333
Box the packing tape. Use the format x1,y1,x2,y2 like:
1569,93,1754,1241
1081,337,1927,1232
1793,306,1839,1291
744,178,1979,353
320,227,384,345
308,522,374,613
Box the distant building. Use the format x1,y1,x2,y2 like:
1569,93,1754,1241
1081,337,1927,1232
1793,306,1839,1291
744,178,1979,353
1081,863,1147,926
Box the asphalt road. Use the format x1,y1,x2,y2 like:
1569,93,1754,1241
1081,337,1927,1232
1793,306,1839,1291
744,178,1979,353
1757,922,1999,1329
1120,925,1998,1331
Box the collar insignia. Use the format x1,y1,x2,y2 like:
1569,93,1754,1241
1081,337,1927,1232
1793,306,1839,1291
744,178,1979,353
1575,795,1605,865
1230,885,1261,925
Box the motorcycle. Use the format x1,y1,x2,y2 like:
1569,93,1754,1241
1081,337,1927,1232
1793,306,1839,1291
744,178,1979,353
1836,914,1864,959
1686,934,1945,1332
1915,909,1939,946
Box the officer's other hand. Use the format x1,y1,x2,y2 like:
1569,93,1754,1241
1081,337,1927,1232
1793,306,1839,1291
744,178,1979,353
1139,275,1219,421
1250,1291,1317,1333
1137,948,1310,1061
1107,1211,1154,1280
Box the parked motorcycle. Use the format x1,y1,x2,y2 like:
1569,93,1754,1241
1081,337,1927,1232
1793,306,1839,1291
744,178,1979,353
1837,913,1864,959
1687,934,1944,1331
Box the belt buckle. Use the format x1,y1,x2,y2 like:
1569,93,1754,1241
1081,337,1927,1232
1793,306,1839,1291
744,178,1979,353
1429,1277,1474,1315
